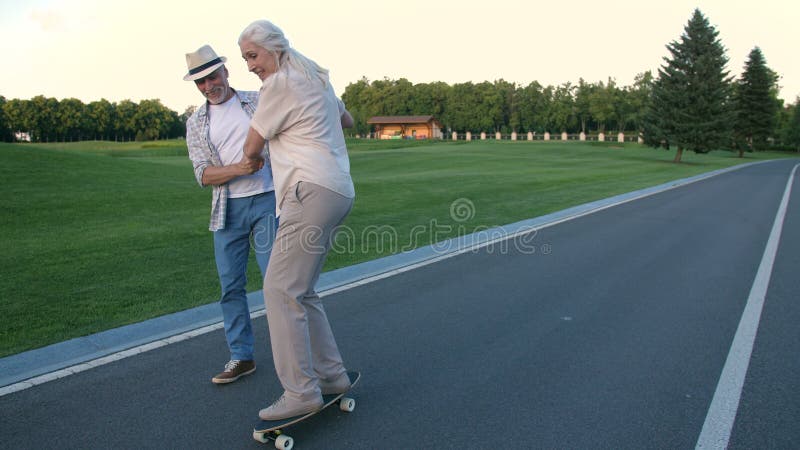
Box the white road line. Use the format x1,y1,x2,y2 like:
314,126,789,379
696,163,799,450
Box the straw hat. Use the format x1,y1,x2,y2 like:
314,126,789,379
183,45,227,81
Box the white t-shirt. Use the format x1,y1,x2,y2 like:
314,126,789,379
209,94,274,198
250,67,354,211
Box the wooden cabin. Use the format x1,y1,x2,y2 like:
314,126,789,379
367,116,443,140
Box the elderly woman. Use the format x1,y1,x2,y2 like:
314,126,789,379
240,19,355,421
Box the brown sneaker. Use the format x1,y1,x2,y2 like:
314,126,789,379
212,360,255,384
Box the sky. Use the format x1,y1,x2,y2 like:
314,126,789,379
1,0,798,113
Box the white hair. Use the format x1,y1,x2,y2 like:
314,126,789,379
238,20,329,86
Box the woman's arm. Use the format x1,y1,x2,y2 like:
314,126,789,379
242,126,266,171
340,108,354,129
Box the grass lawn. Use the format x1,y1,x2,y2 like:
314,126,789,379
1,139,795,357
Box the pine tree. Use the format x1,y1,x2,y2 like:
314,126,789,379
733,47,779,155
784,101,800,151
0,96,11,142
643,9,734,162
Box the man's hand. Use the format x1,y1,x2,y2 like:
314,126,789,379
239,154,265,174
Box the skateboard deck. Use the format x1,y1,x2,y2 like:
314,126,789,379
253,371,360,449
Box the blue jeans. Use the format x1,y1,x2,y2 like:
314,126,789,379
213,191,277,361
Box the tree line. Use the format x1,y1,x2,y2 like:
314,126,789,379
341,9,800,156
0,96,186,143
342,74,655,137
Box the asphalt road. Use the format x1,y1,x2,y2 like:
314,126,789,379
2,159,798,449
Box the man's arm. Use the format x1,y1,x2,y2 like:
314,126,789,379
201,162,260,186
186,112,261,187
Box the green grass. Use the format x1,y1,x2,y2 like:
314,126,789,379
1,139,794,357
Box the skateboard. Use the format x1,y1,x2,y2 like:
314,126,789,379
253,371,361,449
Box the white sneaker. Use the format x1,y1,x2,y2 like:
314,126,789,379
319,372,351,395
259,394,323,420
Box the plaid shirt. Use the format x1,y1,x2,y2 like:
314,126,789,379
186,89,268,231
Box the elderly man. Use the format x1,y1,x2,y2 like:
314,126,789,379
184,44,276,384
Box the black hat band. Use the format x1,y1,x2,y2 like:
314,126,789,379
189,57,223,75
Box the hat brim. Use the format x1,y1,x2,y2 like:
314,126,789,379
183,60,226,81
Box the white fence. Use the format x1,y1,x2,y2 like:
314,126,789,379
356,131,644,143
446,131,643,143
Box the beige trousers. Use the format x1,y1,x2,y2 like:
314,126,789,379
263,181,353,402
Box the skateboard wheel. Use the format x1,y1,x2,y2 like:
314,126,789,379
339,397,356,412
253,431,269,443
275,434,294,450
